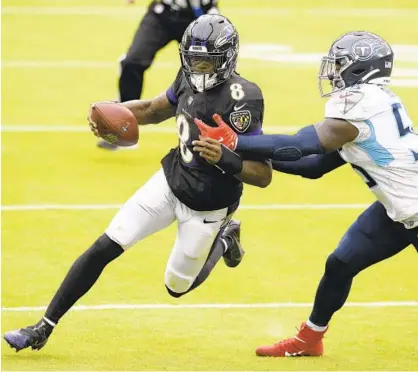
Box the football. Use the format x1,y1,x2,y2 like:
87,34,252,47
90,102,138,146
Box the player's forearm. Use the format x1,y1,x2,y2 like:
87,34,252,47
272,151,346,179
235,160,272,188
236,125,324,161
121,93,175,125
121,100,168,124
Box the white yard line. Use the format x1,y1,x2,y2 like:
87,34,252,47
1,6,290,16
2,301,417,312
3,61,418,71
2,7,417,17
1,60,177,69
0,125,301,133
1,204,370,211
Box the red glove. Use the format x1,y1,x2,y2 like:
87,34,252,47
194,114,238,150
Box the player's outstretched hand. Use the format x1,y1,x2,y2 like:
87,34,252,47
193,137,222,164
194,114,238,150
87,104,100,137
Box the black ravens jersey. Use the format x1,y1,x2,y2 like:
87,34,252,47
162,70,265,211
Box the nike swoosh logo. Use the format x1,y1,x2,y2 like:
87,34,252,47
203,219,219,224
284,350,305,357
233,103,247,111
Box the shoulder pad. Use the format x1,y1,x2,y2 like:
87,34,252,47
325,85,389,121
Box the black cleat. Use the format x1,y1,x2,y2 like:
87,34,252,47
4,320,52,352
222,220,245,268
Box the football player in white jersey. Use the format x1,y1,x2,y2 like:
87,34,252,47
191,31,418,356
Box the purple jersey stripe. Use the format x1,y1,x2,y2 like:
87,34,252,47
166,87,178,106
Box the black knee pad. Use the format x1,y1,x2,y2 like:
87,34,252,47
165,285,186,299
324,252,357,280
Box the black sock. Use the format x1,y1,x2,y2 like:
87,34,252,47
309,254,353,326
44,234,124,324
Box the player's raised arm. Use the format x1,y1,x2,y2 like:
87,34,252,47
120,66,186,125
121,92,176,125
87,92,176,144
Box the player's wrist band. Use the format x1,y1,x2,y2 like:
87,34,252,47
216,145,243,175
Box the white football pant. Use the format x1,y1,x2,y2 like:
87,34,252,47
106,169,234,294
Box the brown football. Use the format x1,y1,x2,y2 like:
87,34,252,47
90,102,138,146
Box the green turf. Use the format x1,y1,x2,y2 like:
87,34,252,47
2,0,418,370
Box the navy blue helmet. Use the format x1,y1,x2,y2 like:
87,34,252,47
318,31,394,96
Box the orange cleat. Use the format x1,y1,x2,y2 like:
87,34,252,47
256,322,327,357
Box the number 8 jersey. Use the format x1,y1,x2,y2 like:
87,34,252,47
326,83,418,227
161,70,265,211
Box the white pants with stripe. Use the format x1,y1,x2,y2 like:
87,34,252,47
106,169,234,294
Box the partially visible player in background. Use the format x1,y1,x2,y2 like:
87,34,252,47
4,15,272,352
98,0,219,150
192,31,418,356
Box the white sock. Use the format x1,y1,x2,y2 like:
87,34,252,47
43,316,57,327
306,319,327,332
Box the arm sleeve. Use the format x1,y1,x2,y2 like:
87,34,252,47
236,125,324,161
272,151,346,179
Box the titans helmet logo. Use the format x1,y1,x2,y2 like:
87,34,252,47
351,38,388,61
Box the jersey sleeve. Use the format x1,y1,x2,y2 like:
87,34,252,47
227,82,268,163
166,69,185,107
227,82,264,136
325,85,388,143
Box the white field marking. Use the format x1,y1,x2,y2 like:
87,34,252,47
392,68,418,77
3,44,418,69
1,60,176,69
4,59,418,70
0,125,300,134
0,204,370,212
4,60,418,86
306,8,418,17
2,7,418,17
2,301,418,312
240,44,418,64
1,6,291,16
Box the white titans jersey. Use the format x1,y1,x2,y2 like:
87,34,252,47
325,84,418,228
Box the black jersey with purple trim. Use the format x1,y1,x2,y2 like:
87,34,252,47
161,70,265,211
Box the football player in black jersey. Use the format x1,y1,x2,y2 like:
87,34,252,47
98,0,219,150
4,14,272,352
